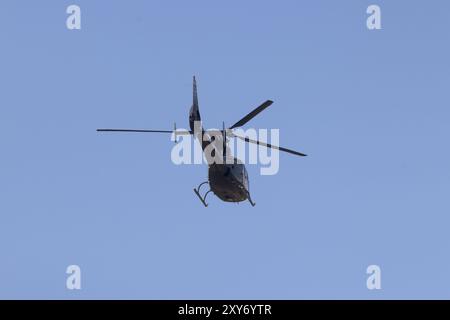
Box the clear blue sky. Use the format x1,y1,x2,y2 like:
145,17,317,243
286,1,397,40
1,0,449,299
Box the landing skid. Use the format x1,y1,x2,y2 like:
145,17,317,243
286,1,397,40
193,181,211,207
247,193,256,207
194,181,256,207
236,180,256,207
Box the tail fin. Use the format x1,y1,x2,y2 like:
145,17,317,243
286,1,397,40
189,76,201,131
193,76,199,108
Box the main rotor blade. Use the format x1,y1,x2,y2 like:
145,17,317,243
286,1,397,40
97,129,192,135
229,100,274,129
233,134,307,157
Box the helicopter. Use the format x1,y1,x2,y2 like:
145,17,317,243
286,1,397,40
97,77,307,207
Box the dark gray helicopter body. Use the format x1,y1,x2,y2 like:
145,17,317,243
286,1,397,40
189,78,252,205
205,160,249,203
98,77,306,207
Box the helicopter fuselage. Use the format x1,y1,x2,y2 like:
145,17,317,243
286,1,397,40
208,160,249,203
190,94,253,205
